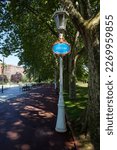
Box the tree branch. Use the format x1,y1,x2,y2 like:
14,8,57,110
14,2,58,38
84,12,100,30
60,0,85,24
60,0,100,31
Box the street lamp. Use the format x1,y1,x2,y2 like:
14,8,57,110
53,6,69,34
52,6,70,132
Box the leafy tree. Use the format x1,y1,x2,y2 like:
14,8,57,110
0,0,58,82
10,72,22,83
0,74,8,83
60,0,100,149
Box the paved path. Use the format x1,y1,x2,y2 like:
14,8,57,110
0,84,76,150
0,85,24,102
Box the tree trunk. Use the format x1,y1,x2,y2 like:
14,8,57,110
59,1,100,149
80,31,100,150
84,26,100,150
69,54,77,100
87,49,100,150
74,13,100,150
63,56,69,92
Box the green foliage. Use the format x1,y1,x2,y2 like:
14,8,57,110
64,82,95,150
0,0,97,82
20,74,28,83
64,81,88,129
0,74,8,83
0,1,22,56
10,72,22,83
76,56,88,81
0,0,59,80
0,0,79,82
72,0,100,19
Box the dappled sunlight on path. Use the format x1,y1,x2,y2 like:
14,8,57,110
0,84,75,150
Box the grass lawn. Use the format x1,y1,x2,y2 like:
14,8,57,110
64,81,94,150
64,81,88,127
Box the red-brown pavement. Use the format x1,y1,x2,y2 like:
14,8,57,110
0,84,76,150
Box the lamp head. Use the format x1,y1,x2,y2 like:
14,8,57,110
53,6,69,33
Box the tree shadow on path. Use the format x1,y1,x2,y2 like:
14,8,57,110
0,84,75,150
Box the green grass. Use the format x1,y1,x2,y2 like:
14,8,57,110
64,81,88,122
64,82,95,150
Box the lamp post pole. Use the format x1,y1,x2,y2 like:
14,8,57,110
54,68,57,90
55,55,67,132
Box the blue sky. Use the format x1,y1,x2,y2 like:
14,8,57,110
0,54,20,66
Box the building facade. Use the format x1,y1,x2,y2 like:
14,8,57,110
0,63,24,80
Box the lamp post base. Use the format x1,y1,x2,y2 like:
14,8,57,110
55,128,67,133
55,103,67,133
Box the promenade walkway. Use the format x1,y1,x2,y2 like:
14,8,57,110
0,85,23,102
0,84,76,150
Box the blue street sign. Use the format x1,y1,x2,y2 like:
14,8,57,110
52,42,71,55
